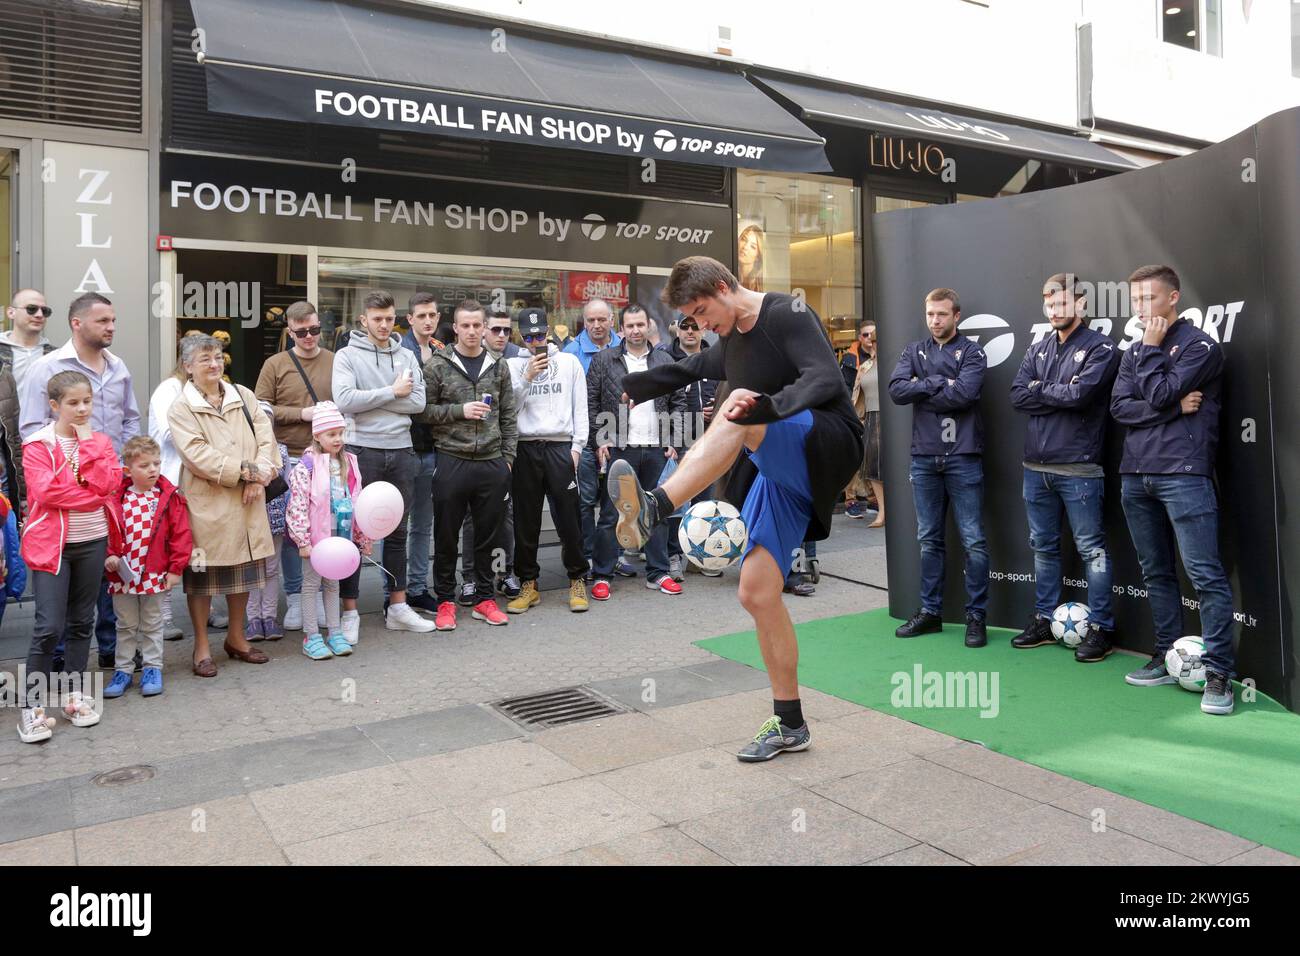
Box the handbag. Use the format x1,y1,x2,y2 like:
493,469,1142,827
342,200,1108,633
237,388,289,500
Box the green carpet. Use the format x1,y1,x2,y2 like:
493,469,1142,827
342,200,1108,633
697,607,1300,858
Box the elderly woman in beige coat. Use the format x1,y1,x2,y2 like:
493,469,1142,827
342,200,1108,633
168,335,280,677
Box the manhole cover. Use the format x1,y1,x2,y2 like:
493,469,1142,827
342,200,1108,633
491,687,624,729
92,765,156,787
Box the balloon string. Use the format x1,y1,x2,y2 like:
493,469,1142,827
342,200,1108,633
363,554,398,588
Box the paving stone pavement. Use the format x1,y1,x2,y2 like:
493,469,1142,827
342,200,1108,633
0,522,1293,865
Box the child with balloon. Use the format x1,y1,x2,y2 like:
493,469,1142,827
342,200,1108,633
285,402,371,660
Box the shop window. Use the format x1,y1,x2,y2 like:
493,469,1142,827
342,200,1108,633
736,171,862,353
1160,0,1222,57
0,150,12,308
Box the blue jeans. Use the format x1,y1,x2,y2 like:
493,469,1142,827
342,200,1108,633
1023,468,1114,630
407,450,437,595
1120,474,1235,677
281,454,303,596
578,446,613,566
909,455,988,618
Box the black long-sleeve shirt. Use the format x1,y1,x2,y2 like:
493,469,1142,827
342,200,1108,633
622,293,863,541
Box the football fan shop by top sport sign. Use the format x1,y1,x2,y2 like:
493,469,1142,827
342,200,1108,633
160,155,731,267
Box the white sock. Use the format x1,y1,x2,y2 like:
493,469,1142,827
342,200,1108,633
390,602,409,613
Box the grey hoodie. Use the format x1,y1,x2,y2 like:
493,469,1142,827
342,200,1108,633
331,329,426,449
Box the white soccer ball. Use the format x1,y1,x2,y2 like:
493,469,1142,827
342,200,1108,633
678,500,748,573
1165,636,1208,692
1050,602,1092,648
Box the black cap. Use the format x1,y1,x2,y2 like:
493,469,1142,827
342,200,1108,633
517,307,548,336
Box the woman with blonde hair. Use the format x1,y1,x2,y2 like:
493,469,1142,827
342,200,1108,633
167,334,280,677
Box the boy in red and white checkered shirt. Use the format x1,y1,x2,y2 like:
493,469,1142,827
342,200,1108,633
103,436,194,699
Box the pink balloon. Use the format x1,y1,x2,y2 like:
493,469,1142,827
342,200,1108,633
310,536,360,580
355,481,405,539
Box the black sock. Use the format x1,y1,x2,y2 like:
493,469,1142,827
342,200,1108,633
650,486,673,524
774,698,804,730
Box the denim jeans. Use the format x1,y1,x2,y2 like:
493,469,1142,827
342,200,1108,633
280,454,303,596
578,446,613,566
1023,468,1114,630
909,454,988,618
407,450,437,595
1120,474,1235,677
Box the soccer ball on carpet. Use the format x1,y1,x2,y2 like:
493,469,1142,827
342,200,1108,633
678,500,748,573
1165,635,1208,692
1050,602,1092,648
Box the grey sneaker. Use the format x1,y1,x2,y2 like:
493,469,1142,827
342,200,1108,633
736,715,811,763
668,554,684,582
1125,654,1178,686
1201,671,1234,715
607,458,657,551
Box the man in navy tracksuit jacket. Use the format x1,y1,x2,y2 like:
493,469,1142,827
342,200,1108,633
887,288,990,648
1110,264,1235,716
1009,274,1120,661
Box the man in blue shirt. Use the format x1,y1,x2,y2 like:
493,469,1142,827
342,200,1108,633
1009,273,1120,660
563,298,622,574
887,288,989,648
1110,264,1236,715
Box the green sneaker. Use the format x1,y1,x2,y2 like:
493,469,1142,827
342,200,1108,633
735,715,811,763
1125,654,1177,687
1201,671,1234,715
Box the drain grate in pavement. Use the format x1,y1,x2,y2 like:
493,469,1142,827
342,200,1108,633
491,686,624,729
92,765,156,787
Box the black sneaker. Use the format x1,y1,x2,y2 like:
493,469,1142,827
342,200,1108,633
1075,628,1114,662
895,609,943,638
964,614,987,648
457,581,477,607
1011,616,1055,649
408,592,440,614
1201,671,1235,715
98,651,116,669
607,458,658,551
497,574,522,598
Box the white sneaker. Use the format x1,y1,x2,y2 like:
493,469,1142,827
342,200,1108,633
18,707,54,744
284,593,303,631
385,602,435,633
340,609,360,646
60,692,101,728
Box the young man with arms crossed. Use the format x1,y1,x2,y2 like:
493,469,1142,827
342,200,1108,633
1009,274,1120,659
886,288,990,648
610,257,863,761
1110,264,1236,715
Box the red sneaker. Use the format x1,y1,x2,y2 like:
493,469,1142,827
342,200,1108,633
649,576,683,595
590,580,611,601
472,599,509,626
434,602,457,631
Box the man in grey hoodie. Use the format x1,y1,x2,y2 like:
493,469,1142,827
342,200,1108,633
1,289,55,391
331,289,434,638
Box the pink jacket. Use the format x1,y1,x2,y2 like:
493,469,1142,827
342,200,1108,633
20,424,123,575
285,449,370,549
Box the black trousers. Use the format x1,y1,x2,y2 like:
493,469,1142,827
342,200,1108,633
433,455,510,603
512,441,587,583
26,536,107,708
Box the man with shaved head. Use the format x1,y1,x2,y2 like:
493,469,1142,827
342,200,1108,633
2,289,55,391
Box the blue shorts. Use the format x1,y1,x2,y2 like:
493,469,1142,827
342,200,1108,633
740,410,815,578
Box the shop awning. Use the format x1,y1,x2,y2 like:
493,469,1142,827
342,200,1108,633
188,0,830,172
755,75,1135,171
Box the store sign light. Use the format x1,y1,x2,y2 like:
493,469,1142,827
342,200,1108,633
869,135,947,177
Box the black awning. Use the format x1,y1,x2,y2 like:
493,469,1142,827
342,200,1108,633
755,75,1135,172
188,0,830,173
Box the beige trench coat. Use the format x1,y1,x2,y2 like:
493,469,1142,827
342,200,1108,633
168,380,280,568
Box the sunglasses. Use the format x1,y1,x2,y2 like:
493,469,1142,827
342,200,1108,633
22,305,53,318
522,332,548,343
486,326,511,335
289,326,322,339
678,321,699,331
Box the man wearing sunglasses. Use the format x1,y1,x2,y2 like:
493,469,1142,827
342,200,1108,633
504,308,591,613
1,289,55,392
255,300,336,631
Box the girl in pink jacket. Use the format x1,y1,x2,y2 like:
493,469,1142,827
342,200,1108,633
18,371,122,744
286,402,369,660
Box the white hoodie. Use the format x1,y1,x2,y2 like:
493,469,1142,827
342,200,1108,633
507,344,588,455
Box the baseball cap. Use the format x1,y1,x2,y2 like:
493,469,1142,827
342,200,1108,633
517,307,548,337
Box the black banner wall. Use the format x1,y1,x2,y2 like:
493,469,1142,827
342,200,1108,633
160,155,731,267
874,107,1297,711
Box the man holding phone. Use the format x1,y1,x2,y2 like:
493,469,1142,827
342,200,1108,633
505,308,590,613
421,299,518,630
332,289,433,638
